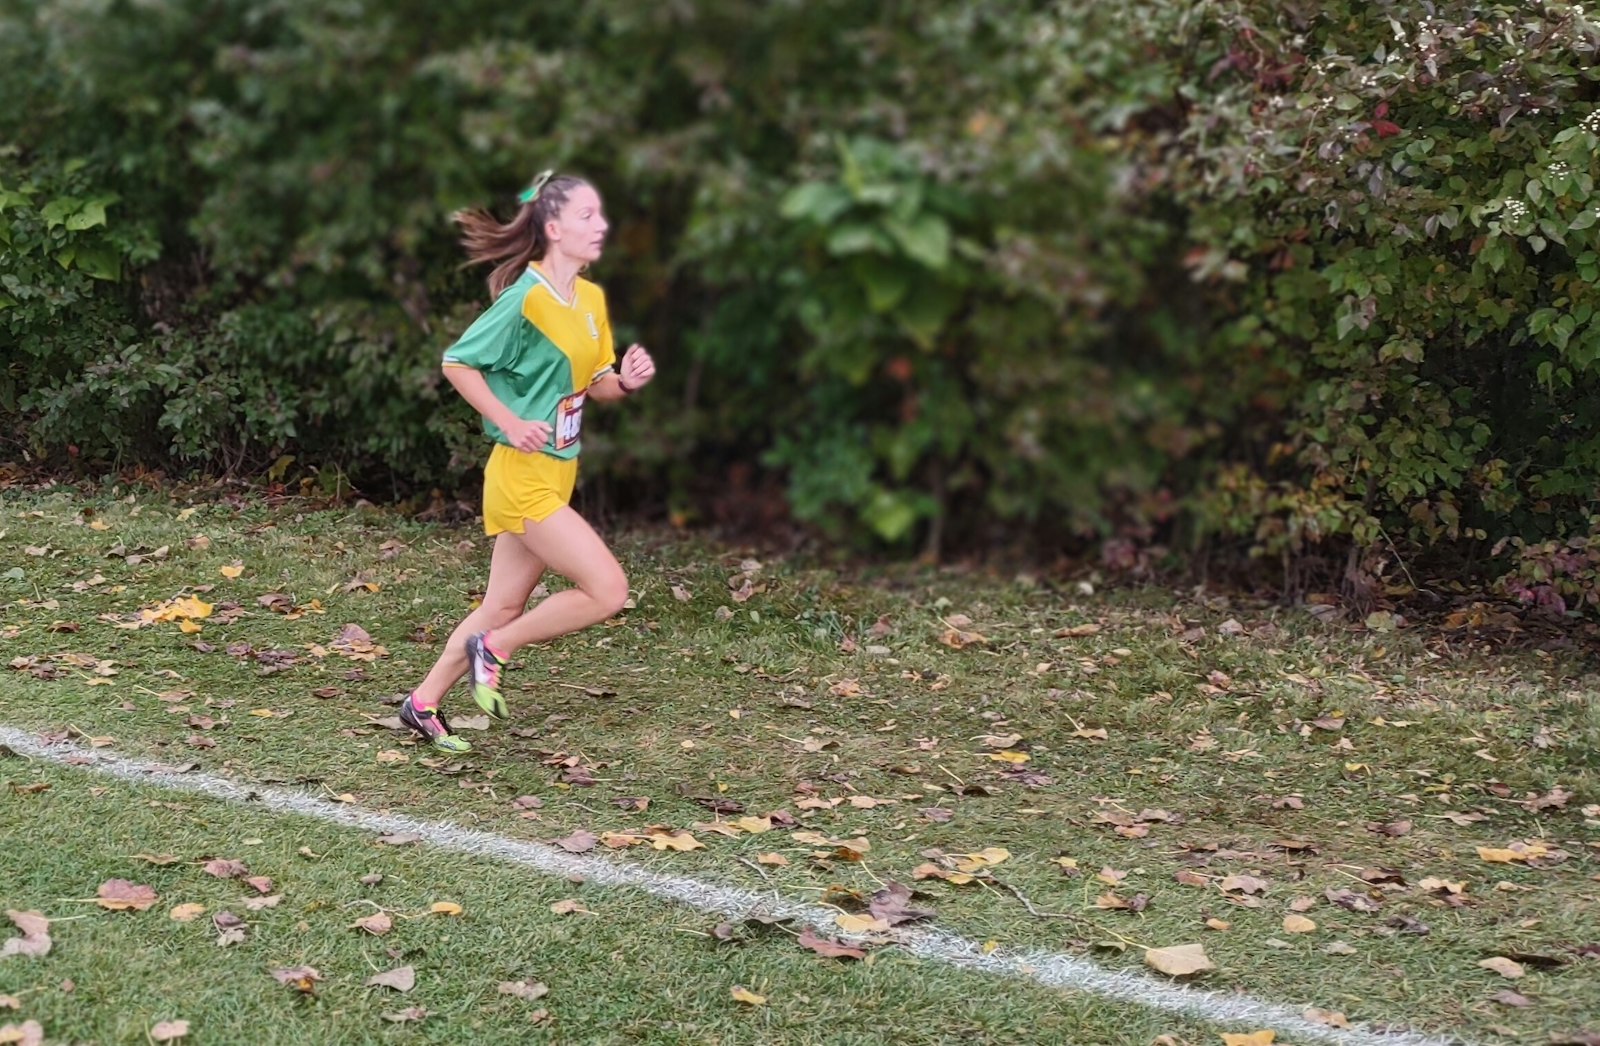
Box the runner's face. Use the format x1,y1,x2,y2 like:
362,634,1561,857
548,185,608,264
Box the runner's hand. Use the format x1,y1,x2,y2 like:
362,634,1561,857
504,418,552,453
620,344,655,391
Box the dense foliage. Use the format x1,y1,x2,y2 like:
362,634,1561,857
3,0,1597,611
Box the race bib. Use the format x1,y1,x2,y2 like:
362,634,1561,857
554,391,586,450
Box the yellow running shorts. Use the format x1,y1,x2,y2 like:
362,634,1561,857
481,443,579,535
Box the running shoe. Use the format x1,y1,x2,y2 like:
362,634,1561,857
464,631,510,720
398,693,472,754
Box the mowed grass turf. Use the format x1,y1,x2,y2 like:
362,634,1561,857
2,486,1598,1043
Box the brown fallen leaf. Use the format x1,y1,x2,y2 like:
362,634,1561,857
498,979,549,1001
1055,623,1101,638
202,859,248,879
553,829,598,853
0,911,50,959
1144,943,1213,977
757,853,789,867
1221,1034,1275,1046
351,913,393,936
366,966,416,992
1219,874,1268,896
97,879,158,912
429,901,463,917
149,1019,190,1042
798,927,867,960
1489,989,1533,1008
549,899,590,916
648,829,705,852
868,882,935,927
168,903,206,923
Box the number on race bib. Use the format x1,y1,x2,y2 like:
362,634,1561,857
555,391,585,450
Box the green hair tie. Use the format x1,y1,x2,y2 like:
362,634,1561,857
517,169,555,205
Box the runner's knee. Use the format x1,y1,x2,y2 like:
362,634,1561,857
588,570,630,619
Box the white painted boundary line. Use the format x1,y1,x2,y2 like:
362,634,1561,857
0,726,1465,1046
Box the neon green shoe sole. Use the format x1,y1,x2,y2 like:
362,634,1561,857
472,682,508,721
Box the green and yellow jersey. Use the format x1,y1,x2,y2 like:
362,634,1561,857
442,265,617,459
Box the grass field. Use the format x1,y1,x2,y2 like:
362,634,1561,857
2,485,1597,1044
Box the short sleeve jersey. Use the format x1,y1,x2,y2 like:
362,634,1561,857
441,266,617,459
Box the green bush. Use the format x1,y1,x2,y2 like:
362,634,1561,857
2,0,1598,612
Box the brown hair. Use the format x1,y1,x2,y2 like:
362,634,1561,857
452,173,591,299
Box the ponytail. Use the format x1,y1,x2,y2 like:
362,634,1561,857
452,172,590,299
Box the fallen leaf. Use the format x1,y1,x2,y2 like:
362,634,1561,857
990,750,1030,764
730,986,766,1006
797,927,867,960
243,895,281,912
202,858,248,879
150,1019,190,1042
553,830,598,853
220,565,244,579
168,903,206,923
550,899,589,916
649,829,705,852
757,853,789,867
381,1007,428,1024
1205,918,1230,931
0,1021,43,1046
1490,989,1533,1008
1479,956,1526,979
498,980,549,1001
1055,623,1101,638
351,913,393,936
953,847,1011,873
244,876,273,895
366,966,416,992
0,911,50,958
377,833,421,846
96,879,158,912
1220,1034,1275,1046
429,901,463,916
271,966,323,993
836,913,892,934
1219,874,1268,896
1144,943,1213,977
734,816,773,834
1478,842,1549,864
1283,914,1317,934
1303,1007,1349,1029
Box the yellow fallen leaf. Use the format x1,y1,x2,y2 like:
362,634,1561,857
169,903,206,922
1073,727,1109,741
1205,918,1230,931
1143,943,1213,977
178,620,203,634
429,902,463,916
599,832,648,849
88,519,111,531
1478,956,1525,979
1304,1008,1349,1028
1221,1033,1275,1046
981,940,999,955
1282,914,1317,934
650,830,705,852
990,750,1030,764
954,847,1011,873
733,817,772,835
220,565,244,579
248,709,277,718
835,913,891,934
549,899,589,915
1053,857,1079,871
1477,843,1548,864
757,853,789,867
730,986,766,1006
